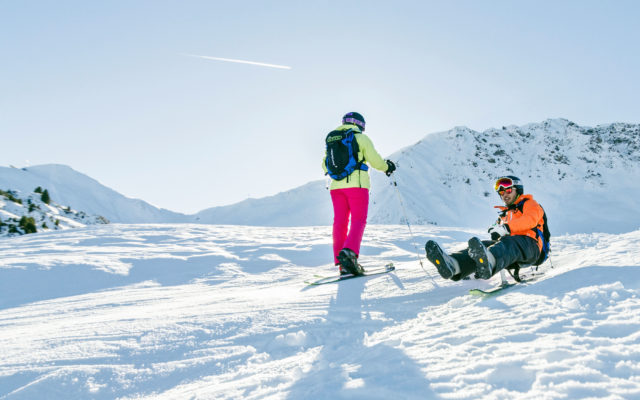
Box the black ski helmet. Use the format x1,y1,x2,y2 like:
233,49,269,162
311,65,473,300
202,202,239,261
495,175,524,195
342,112,365,131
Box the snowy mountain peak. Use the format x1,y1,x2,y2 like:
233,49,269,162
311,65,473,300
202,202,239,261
411,118,638,184
369,119,640,233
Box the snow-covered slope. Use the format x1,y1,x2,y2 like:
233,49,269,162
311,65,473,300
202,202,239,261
196,119,640,234
0,165,187,223
0,188,108,236
1,224,638,399
193,181,332,226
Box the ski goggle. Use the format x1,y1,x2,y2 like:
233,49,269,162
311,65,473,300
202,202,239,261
495,177,515,192
498,187,515,195
343,117,365,130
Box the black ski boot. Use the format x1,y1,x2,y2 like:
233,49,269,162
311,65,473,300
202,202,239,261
425,240,460,279
338,248,364,276
467,237,496,279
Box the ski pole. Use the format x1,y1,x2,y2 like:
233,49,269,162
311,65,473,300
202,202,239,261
389,170,436,280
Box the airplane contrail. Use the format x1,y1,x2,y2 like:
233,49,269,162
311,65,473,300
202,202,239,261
185,54,292,70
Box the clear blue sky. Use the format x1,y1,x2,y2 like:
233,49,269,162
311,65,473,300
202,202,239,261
3,1,639,213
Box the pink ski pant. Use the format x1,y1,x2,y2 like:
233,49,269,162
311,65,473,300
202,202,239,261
330,188,369,264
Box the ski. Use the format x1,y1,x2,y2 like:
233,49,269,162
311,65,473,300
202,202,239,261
305,263,395,286
469,283,518,297
469,274,540,297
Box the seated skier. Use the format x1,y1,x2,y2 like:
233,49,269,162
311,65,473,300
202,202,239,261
425,176,547,280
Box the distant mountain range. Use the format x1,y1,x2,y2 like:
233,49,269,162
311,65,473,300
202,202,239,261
0,164,187,226
2,119,639,236
194,118,640,234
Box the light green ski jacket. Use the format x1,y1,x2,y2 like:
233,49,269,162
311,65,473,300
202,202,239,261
322,124,389,190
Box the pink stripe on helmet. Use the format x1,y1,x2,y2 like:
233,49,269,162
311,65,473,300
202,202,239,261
343,117,365,128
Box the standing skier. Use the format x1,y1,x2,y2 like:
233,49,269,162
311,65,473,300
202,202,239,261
323,112,396,275
425,176,549,281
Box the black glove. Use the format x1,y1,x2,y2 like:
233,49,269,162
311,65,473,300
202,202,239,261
385,160,396,177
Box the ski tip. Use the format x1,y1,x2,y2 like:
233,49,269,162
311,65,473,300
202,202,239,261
469,283,517,297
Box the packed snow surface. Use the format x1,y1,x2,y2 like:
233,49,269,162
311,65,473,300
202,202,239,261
1,224,639,399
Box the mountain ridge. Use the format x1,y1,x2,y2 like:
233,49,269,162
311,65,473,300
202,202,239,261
0,164,187,225
2,118,638,235
193,118,640,233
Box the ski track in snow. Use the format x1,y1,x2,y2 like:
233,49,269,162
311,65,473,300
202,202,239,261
0,224,639,399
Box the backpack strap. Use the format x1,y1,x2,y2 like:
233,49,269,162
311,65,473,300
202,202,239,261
348,129,368,171
345,129,368,184
514,198,528,212
513,198,544,240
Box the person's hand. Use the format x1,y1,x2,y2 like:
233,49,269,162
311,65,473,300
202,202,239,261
385,160,396,177
488,223,510,240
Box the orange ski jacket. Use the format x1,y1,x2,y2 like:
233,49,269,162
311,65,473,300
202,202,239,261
495,194,545,251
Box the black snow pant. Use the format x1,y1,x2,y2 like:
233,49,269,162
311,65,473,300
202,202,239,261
449,235,540,281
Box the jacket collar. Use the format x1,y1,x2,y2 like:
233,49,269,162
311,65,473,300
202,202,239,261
494,193,532,211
